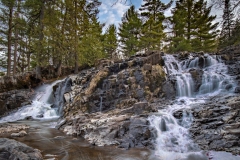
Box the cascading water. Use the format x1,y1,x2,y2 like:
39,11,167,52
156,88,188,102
149,54,237,160
0,79,67,123
54,78,72,116
164,55,194,97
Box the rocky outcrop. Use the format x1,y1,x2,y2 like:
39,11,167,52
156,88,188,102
58,51,166,149
61,106,156,149
173,95,240,155
0,73,41,93
218,44,240,59
0,123,29,135
0,138,43,160
0,89,32,117
61,52,166,116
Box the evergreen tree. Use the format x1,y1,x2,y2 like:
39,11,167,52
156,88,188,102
169,0,218,52
191,0,219,52
118,6,142,56
24,0,48,78
79,17,104,66
140,0,173,51
169,0,192,52
103,24,117,59
229,19,240,45
0,0,16,76
218,0,235,49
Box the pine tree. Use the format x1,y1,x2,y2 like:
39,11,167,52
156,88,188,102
103,24,117,59
191,0,219,52
79,17,104,66
169,0,218,52
140,0,173,51
118,6,142,56
169,0,192,52
218,0,235,49
0,0,16,76
24,0,49,78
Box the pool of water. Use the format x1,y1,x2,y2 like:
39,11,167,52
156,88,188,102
2,120,157,160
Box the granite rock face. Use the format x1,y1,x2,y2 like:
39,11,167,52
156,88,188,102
58,51,167,149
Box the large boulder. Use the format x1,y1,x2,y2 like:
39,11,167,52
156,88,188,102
0,138,43,160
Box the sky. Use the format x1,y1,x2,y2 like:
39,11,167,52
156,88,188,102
99,0,172,30
98,0,223,31
98,0,142,30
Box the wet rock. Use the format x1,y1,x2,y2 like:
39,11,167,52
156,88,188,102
85,68,109,95
11,130,27,137
143,64,152,71
162,81,176,99
189,68,203,92
178,52,189,60
0,89,32,116
234,87,240,93
36,114,44,118
0,138,43,160
24,116,33,120
189,95,240,154
0,124,29,135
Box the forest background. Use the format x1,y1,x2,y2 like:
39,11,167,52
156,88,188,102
0,0,239,78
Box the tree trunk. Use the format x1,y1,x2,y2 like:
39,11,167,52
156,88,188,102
13,27,18,75
74,0,79,74
57,60,62,77
7,6,13,76
27,37,31,71
74,54,78,74
13,0,21,75
187,0,191,40
36,0,45,79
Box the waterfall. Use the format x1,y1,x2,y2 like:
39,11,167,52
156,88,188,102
164,55,194,97
0,79,67,123
150,54,237,159
54,78,72,116
164,54,236,97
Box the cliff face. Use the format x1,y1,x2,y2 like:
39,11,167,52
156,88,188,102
57,51,169,149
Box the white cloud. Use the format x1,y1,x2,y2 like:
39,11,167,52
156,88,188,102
112,2,129,17
99,0,131,30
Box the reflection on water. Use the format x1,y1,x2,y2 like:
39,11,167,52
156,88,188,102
2,120,157,160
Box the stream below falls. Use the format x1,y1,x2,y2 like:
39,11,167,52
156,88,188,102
1,120,156,160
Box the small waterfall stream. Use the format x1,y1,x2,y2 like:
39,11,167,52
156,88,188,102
150,54,238,160
0,79,67,123
164,55,194,97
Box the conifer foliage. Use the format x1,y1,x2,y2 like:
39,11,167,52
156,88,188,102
139,0,173,51
118,6,142,56
0,0,239,76
103,24,118,59
0,0,105,77
169,0,218,52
